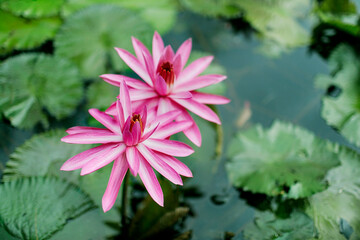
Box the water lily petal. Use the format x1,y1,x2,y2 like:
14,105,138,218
61,132,122,144
176,56,213,84
100,74,150,90
171,98,221,124
191,91,231,105
132,121,141,145
152,31,164,68
138,155,163,206
66,126,111,135
80,144,126,175
177,109,202,147
175,38,192,70
126,146,140,176
60,144,116,171
174,74,226,92
157,153,192,177
102,154,128,212
137,143,183,185
154,75,167,96
119,81,132,119
115,48,152,86
132,36,151,67
128,88,157,101
89,108,122,134
150,121,192,139
169,91,192,99
143,139,194,157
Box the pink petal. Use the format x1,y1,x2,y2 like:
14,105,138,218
132,121,141,145
132,36,151,67
100,74,151,90
176,109,202,147
66,126,112,135
126,146,140,176
154,75,167,95
159,46,175,64
174,74,226,92
115,48,153,86
129,88,157,101
157,153,192,177
157,97,171,115
152,31,165,68
153,109,181,127
80,144,126,175
175,38,192,70
169,91,192,99
138,155,163,206
61,132,122,144
137,143,183,185
141,123,159,141
142,50,156,84
191,91,231,105
176,56,214,84
143,139,194,157
102,154,128,212
119,81,132,119
171,98,221,124
116,99,125,130
172,54,182,77
89,108,122,134
150,121,192,139
123,129,133,146
60,144,116,171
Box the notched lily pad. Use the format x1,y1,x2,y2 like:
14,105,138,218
0,0,65,18
55,5,154,78
0,53,82,129
315,44,360,147
0,177,95,240
226,121,340,198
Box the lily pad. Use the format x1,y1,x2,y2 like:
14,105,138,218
0,53,83,129
3,130,90,183
307,148,360,240
226,121,340,198
0,0,65,18
0,177,95,240
55,5,154,78
243,211,315,240
315,44,360,147
86,80,118,111
180,0,241,18
0,10,61,54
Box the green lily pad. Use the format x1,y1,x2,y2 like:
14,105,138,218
226,121,340,198
61,0,176,33
307,148,360,240
0,53,83,129
0,10,61,54
243,211,315,240
86,80,118,111
0,177,95,240
55,5,154,78
3,130,90,183
0,0,65,18
315,44,360,147
235,0,311,50
180,0,241,18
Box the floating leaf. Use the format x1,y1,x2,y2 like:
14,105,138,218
0,0,65,18
243,211,315,240
55,5,153,78
61,0,176,33
0,177,95,240
86,80,118,111
307,148,360,239
0,10,60,53
180,0,241,18
316,44,360,147
3,130,90,182
0,53,83,129
226,121,340,198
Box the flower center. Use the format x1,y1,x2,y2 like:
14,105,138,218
129,114,143,133
158,61,174,86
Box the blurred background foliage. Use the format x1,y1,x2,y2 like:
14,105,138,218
1,0,360,239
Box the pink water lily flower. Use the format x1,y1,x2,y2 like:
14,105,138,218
61,81,194,212
101,31,230,147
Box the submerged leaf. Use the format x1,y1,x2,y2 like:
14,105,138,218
316,44,360,147
226,121,340,198
307,148,360,239
0,53,82,129
243,211,315,240
0,10,60,53
3,130,90,182
0,177,95,240
0,0,65,18
55,5,153,78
